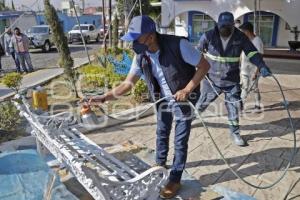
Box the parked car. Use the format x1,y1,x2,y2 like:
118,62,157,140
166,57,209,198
68,24,100,44
100,25,125,39
26,25,54,52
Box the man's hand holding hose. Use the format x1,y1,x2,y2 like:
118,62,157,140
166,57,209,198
174,55,210,102
88,94,107,105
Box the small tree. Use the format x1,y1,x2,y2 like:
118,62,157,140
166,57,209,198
44,0,79,98
112,12,119,52
11,0,15,10
2,72,23,93
0,0,5,10
117,0,152,29
1,72,22,131
0,0,11,11
116,0,160,43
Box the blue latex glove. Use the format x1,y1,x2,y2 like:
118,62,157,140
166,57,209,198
260,67,272,77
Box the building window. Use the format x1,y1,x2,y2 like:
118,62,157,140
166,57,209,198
248,15,274,46
245,12,279,47
188,11,215,44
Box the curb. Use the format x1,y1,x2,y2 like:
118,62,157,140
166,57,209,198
0,58,90,102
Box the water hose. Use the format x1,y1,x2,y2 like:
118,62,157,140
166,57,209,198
204,75,259,104
94,75,259,121
188,75,296,189
87,74,296,190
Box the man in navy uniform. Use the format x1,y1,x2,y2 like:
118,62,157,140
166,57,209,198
197,12,272,146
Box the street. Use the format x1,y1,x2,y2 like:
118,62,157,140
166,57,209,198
2,42,299,76
1,43,101,72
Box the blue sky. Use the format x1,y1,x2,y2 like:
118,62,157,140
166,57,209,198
7,0,105,10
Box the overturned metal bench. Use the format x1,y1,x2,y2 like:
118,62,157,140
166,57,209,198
13,95,168,200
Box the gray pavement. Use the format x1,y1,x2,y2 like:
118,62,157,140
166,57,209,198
86,64,300,199
1,43,100,72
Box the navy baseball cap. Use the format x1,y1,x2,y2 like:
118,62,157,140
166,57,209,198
121,15,156,41
218,12,234,27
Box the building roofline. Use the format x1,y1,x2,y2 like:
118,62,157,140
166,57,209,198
0,11,36,19
0,11,36,15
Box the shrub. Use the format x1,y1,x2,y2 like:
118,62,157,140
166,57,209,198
0,101,21,131
133,80,148,102
81,58,149,102
81,64,105,88
99,47,133,57
2,72,23,93
81,64,125,89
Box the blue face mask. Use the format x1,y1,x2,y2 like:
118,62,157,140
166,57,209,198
132,40,148,54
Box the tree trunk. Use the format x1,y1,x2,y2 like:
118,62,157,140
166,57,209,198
109,0,113,47
102,0,107,67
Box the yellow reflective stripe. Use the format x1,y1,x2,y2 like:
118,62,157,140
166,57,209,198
204,53,240,63
228,120,239,126
247,51,258,59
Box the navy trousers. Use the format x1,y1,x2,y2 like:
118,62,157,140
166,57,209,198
196,79,241,135
156,100,194,183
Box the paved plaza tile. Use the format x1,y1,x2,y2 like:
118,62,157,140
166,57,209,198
87,81,300,198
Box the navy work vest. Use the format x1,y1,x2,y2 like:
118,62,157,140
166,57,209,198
137,33,200,114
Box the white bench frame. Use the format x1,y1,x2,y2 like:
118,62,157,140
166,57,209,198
14,95,168,200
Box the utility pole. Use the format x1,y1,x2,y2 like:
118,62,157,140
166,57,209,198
70,0,91,64
109,0,112,47
254,0,257,34
37,0,41,12
258,0,261,36
139,0,142,15
81,0,85,12
102,0,107,53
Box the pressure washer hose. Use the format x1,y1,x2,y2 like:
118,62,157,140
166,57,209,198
97,75,259,121
205,75,259,104
92,74,297,190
